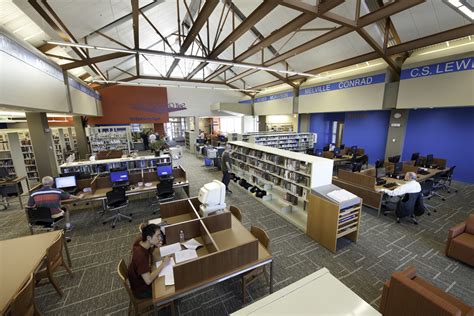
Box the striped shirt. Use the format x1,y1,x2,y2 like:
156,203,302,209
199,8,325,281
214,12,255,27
27,186,70,215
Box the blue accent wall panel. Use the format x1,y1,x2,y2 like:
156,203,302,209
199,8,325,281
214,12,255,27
309,112,344,150
403,107,474,184
342,111,390,164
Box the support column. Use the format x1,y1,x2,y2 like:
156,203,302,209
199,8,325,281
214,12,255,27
299,114,310,132
292,87,300,132
384,109,410,159
25,112,58,178
73,116,89,160
258,116,266,131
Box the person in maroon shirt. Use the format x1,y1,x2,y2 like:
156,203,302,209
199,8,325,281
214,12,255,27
128,224,170,299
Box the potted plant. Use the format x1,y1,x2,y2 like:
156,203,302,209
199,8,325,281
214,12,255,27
149,139,166,156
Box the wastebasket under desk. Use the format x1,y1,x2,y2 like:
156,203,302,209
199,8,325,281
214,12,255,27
306,184,362,253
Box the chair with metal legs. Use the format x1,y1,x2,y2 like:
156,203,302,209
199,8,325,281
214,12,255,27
420,180,437,215
103,187,132,228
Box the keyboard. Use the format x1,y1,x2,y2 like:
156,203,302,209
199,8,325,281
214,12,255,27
418,170,430,175
383,182,398,189
376,178,387,186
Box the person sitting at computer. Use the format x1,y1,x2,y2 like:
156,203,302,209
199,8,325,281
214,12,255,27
378,172,421,208
27,176,83,231
128,224,170,299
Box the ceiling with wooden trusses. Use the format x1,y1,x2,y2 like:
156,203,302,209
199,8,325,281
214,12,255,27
1,0,473,96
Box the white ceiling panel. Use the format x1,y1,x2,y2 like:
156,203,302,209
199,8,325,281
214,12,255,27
239,71,277,88
390,0,470,43
252,5,300,38
328,0,358,21
285,32,374,73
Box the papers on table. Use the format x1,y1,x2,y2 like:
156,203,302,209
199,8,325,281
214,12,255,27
327,189,358,203
181,238,203,250
156,257,175,286
159,242,182,257
174,249,198,264
148,218,162,225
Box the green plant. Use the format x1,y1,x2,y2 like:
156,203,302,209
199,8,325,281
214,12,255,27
149,139,165,151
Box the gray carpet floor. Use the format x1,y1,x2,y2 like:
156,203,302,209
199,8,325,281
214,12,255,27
0,151,473,315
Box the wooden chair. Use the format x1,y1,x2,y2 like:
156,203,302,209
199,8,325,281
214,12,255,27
242,226,270,304
117,259,175,316
9,273,41,316
229,205,242,222
35,231,73,296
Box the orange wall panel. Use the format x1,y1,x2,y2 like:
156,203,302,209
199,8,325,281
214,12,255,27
89,85,169,125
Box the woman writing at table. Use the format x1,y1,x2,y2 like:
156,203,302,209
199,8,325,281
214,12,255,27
128,224,170,299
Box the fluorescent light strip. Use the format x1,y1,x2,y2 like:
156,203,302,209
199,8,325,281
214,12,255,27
449,0,463,7
418,41,474,55
92,79,259,93
459,5,474,19
47,40,317,78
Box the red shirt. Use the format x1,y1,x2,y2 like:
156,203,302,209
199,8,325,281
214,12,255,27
128,240,152,298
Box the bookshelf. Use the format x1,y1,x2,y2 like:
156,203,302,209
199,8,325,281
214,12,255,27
184,131,197,153
246,132,315,152
59,155,171,175
18,131,39,184
88,126,131,154
0,133,16,177
307,186,362,253
51,129,64,165
229,141,333,231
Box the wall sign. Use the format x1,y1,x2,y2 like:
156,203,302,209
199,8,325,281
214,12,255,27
300,73,386,96
400,57,473,80
68,77,101,100
239,91,293,104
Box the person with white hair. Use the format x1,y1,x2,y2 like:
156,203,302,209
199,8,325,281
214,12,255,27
27,176,83,231
379,172,421,196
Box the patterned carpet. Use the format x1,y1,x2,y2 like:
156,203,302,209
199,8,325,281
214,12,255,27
0,151,473,315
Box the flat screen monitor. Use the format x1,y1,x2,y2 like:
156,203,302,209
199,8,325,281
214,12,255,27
350,146,358,153
388,155,401,163
157,164,173,177
110,170,129,183
411,152,420,161
376,167,386,179
333,147,341,155
394,162,403,174
375,160,384,169
55,176,77,189
425,154,434,166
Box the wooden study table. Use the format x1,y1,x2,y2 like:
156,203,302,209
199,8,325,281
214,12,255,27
232,267,380,315
0,176,30,209
0,231,61,314
150,198,273,308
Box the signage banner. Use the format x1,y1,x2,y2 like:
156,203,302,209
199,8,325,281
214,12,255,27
300,73,386,96
68,77,101,100
400,57,473,80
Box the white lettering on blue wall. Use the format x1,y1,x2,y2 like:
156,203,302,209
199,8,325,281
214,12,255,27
300,73,385,96
401,57,473,80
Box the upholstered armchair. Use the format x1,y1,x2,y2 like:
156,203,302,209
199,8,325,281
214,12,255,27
446,213,474,267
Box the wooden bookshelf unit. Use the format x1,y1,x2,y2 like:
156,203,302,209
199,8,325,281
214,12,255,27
228,141,333,231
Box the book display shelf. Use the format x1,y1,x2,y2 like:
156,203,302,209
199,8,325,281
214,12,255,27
18,131,39,184
88,126,131,154
0,133,16,177
229,141,333,231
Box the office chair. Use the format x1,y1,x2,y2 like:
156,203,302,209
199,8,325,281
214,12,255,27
375,160,384,169
103,187,132,228
351,162,363,172
383,192,420,224
431,173,447,201
149,176,175,214
438,166,458,194
25,207,65,235
420,180,437,215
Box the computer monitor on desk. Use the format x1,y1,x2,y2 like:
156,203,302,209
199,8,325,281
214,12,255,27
425,154,434,167
376,167,386,179
110,170,129,187
55,175,77,193
333,147,342,158
388,155,401,163
157,164,173,178
393,162,404,179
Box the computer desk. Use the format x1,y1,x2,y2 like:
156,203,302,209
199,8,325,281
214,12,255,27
0,231,63,315
149,198,273,308
0,176,29,209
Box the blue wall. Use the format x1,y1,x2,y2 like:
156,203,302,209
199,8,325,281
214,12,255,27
403,107,474,184
342,111,391,164
308,112,344,150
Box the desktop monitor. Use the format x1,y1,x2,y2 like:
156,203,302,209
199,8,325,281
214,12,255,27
340,144,345,149
375,160,384,169
376,167,386,179
333,147,341,155
394,162,403,174
157,164,173,177
388,155,401,163
110,170,129,183
411,152,420,161
425,154,434,166
322,145,330,151
55,175,77,189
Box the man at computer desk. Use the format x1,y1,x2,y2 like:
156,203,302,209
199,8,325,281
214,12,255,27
27,176,83,231
378,172,421,208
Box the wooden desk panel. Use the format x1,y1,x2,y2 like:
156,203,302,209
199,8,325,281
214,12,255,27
0,231,61,314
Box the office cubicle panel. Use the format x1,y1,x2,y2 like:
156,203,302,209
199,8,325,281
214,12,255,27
164,219,202,244
332,178,382,210
337,169,376,189
201,212,232,233
160,198,199,219
199,221,218,253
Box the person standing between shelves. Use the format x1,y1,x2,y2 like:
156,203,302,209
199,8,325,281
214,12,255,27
27,176,84,231
128,223,170,299
221,144,233,194
141,131,149,150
